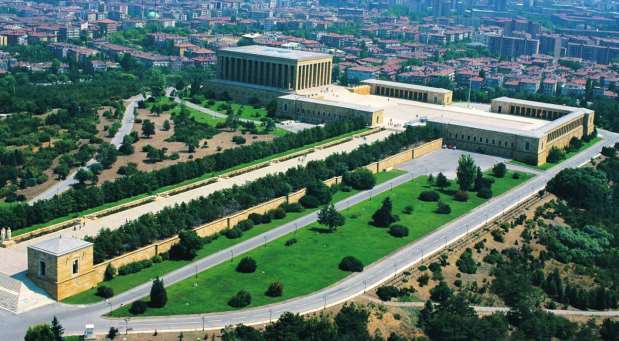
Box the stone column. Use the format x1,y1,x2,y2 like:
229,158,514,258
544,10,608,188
1,227,5,242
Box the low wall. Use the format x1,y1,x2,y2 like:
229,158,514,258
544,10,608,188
55,138,442,300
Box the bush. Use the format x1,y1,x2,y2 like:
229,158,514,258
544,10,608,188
170,229,203,260
265,282,284,297
299,195,320,208
285,238,297,246
260,213,272,224
225,227,243,239
129,300,147,315
389,224,409,238
104,264,116,281
453,190,468,202
269,207,286,219
151,255,163,263
376,286,401,301
601,146,616,158
149,277,167,308
339,184,352,192
418,190,440,202
477,187,493,199
280,202,303,212
248,213,263,225
435,172,449,188
512,172,521,179
402,205,414,214
435,202,452,214
492,163,507,178
228,290,252,308
306,181,332,204
118,259,153,276
418,274,430,287
547,146,564,163
232,136,246,145
236,219,255,231
456,248,477,274
339,256,364,272
236,257,257,273
96,286,114,298
343,168,376,190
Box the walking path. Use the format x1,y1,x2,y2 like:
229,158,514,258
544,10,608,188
0,130,393,276
0,130,615,339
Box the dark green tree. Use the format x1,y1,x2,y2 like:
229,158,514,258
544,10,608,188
317,203,345,232
149,277,167,308
456,154,477,191
371,197,396,227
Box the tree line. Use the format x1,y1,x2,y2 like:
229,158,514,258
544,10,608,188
86,126,437,263
0,118,367,231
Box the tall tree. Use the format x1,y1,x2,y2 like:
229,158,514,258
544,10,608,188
149,277,167,308
142,119,156,138
318,203,345,232
372,197,396,227
51,316,64,341
457,154,477,191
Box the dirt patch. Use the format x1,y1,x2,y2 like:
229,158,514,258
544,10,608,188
96,110,275,185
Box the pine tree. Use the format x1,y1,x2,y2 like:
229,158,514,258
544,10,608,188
372,197,396,227
51,316,63,341
150,277,167,308
318,203,345,232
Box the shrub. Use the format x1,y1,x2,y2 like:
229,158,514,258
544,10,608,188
225,227,243,239
129,300,147,315
453,190,468,202
170,229,203,260
118,259,153,276
299,194,320,208
601,146,616,158
339,184,352,192
430,281,452,303
248,213,263,224
435,202,451,214
269,207,286,219
280,202,303,212
512,172,521,179
477,187,493,199
260,213,272,224
389,224,409,238
456,248,477,274
96,286,114,298
418,274,430,287
236,219,255,231
372,197,396,227
435,172,449,188
228,290,252,308
491,229,504,242
402,205,414,214
149,277,167,308
418,265,427,272
306,181,332,204
339,256,364,272
376,286,401,301
232,136,246,145
454,279,462,288
343,168,376,190
265,282,284,297
104,264,116,281
547,146,564,163
418,190,440,202
492,163,507,178
236,257,257,273
285,238,297,246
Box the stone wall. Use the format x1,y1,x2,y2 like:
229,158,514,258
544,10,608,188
52,138,443,300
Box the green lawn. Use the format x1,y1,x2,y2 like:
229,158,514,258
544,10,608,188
110,170,531,317
200,99,269,122
63,170,404,305
13,128,369,236
511,136,602,170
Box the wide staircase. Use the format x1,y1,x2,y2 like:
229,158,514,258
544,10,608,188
0,272,53,314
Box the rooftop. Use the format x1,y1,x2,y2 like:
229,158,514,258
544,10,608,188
218,45,331,62
361,79,452,94
29,236,91,256
492,97,592,113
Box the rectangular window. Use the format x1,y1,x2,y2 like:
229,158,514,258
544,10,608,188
39,260,46,277
72,259,79,274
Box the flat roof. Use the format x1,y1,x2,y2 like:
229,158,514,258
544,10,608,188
29,236,92,256
492,97,593,114
280,94,379,113
299,85,553,137
218,45,332,62
361,79,452,94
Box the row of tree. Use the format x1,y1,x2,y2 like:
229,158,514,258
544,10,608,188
0,118,368,230
86,126,436,263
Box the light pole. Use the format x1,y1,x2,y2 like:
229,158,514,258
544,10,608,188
202,316,205,331
124,318,130,335
363,280,367,293
269,309,273,323
230,249,234,262
263,235,267,247
323,295,327,310
105,299,112,313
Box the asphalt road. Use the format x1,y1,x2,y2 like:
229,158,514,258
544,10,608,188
30,94,143,203
2,129,616,339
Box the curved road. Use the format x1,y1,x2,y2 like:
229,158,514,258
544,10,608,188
31,94,143,203
2,130,617,339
